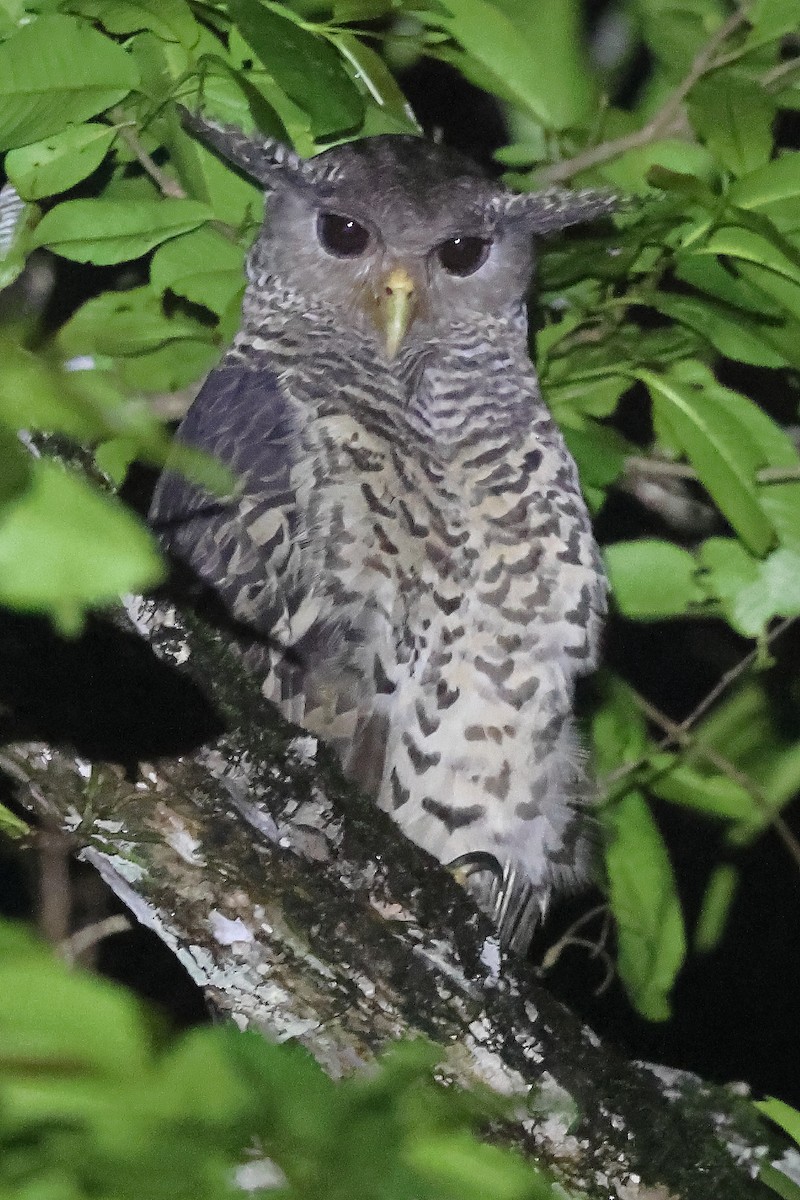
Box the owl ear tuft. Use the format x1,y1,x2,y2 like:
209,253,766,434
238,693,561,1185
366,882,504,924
179,108,333,190
496,186,628,233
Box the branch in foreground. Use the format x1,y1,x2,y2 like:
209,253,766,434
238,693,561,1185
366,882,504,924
0,593,782,1200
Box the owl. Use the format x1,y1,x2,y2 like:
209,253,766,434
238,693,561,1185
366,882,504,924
150,111,619,953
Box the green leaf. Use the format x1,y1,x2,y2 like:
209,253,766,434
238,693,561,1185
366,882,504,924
745,0,800,48
409,1133,546,1200
331,32,421,135
0,424,31,503
760,1162,800,1200
646,291,790,369
66,0,201,49
757,1097,800,1147
30,198,213,265
0,460,164,633
59,286,216,357
694,864,738,954
0,15,139,151
118,337,223,391
605,540,704,620
688,75,775,177
0,801,29,837
560,423,631,489
0,942,152,1078
601,788,686,1021
592,672,650,779
691,225,800,289
728,153,800,212
600,138,717,194
698,538,800,638
150,227,245,315
426,0,594,130
638,367,776,557
229,0,364,138
646,754,757,823
5,123,117,201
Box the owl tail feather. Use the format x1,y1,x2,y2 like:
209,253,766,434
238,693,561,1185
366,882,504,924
448,852,542,956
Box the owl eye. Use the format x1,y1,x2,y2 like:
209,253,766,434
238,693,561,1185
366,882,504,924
437,236,490,276
317,212,371,258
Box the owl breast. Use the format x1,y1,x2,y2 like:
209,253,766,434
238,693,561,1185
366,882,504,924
285,364,605,939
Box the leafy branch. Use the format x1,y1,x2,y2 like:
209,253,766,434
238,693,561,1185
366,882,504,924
536,5,752,184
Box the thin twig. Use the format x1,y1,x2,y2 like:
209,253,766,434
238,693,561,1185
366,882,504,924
602,617,797,789
625,455,698,481
625,456,800,485
61,914,131,965
536,6,751,184
671,616,796,734
630,687,800,873
761,54,800,90
110,108,187,200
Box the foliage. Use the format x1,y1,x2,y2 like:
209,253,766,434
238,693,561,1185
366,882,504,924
757,1097,800,1199
1,0,800,1022
0,918,566,1200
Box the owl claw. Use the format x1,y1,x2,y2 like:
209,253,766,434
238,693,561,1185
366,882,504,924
446,850,504,886
446,852,540,954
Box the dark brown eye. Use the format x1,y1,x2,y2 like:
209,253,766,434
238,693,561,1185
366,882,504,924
437,236,490,276
317,212,371,258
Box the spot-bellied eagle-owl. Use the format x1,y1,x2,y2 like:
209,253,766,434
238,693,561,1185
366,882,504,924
150,111,619,952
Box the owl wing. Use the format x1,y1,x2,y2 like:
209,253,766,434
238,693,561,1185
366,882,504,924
150,363,376,742
150,363,301,633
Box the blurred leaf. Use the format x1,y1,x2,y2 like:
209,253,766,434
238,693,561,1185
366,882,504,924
593,672,650,777
118,337,223,391
423,0,594,130
694,864,738,954
5,124,117,201
646,754,757,823
0,460,164,633
30,198,212,265
600,139,717,194
0,15,139,150
688,75,775,177
0,425,31,503
332,32,421,135
638,367,776,556
691,225,800,288
698,538,800,637
59,286,216,357
605,539,704,620
230,0,364,137
601,788,686,1021
728,153,800,212
0,802,28,837
561,423,631,489
745,0,800,48
646,291,791,368
409,1133,548,1200
66,0,201,49
757,1097,800,1146
150,227,245,315
0,926,151,1078
760,1162,800,1200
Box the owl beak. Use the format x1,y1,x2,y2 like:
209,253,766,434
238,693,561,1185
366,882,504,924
374,266,417,359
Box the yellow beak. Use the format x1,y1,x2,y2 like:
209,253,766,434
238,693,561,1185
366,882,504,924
374,266,416,359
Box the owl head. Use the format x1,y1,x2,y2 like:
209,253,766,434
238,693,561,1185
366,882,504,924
184,111,621,358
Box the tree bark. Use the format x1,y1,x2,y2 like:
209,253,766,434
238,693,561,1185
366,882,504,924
0,592,780,1200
